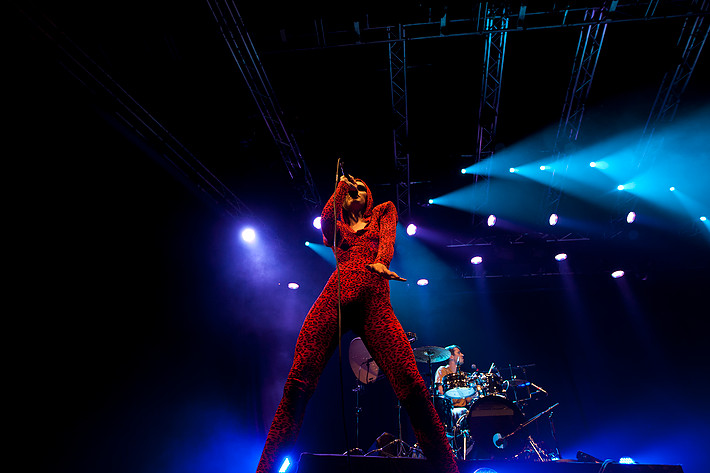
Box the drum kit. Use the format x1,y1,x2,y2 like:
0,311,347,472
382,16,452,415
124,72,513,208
348,338,560,461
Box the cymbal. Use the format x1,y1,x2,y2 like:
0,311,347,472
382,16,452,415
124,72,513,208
413,346,450,363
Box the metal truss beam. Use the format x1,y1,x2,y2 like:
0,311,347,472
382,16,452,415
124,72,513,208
543,5,610,219
18,3,252,220
612,0,709,231
266,1,708,52
475,2,509,213
388,25,412,223
206,0,321,211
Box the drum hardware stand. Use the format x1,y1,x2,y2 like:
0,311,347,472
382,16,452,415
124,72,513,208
493,402,559,450
344,382,365,455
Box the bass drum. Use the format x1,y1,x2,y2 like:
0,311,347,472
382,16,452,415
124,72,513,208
465,395,525,459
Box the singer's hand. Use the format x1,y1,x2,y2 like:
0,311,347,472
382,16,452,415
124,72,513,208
366,262,406,282
340,174,358,190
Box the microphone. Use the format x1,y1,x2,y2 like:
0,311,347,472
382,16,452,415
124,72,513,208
488,362,495,374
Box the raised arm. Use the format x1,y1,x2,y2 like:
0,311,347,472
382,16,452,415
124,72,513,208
321,179,350,248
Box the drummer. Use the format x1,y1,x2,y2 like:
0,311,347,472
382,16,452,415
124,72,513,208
435,345,475,407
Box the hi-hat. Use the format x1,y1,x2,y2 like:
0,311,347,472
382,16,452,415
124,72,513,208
413,346,450,363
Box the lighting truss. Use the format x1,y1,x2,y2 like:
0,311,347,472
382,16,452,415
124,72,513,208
206,0,321,211
265,1,708,51
18,3,253,220
475,2,509,213
388,25,412,222
542,4,610,221
612,0,709,232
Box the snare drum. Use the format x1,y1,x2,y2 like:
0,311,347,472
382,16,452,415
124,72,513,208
442,372,476,398
473,372,507,397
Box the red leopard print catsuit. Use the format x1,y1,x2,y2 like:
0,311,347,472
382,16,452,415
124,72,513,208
256,179,459,473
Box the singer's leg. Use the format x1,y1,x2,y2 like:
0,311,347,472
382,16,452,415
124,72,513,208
360,279,459,473
256,284,341,473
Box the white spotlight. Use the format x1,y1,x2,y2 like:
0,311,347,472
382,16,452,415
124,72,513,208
540,165,550,171
406,223,417,236
509,167,517,173
287,282,299,290
669,186,676,192
589,161,597,167
241,228,256,243
304,241,311,246
471,256,483,265
487,214,497,227
555,253,567,262
617,184,625,191
461,168,467,174
611,270,625,279
416,279,429,286
626,211,636,224
428,198,434,204
312,216,322,229
549,213,559,226
701,216,707,222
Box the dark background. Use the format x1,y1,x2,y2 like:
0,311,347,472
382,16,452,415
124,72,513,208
12,2,709,473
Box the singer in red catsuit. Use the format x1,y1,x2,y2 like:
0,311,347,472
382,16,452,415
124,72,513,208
256,174,459,473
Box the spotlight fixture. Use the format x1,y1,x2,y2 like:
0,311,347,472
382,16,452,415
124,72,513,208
589,161,597,167
701,216,707,222
406,223,417,236
555,253,567,261
487,214,497,227
416,279,429,286
312,216,322,229
549,213,559,226
428,198,434,204
617,184,625,191
241,228,256,243
509,167,517,173
540,165,550,171
287,283,299,290
278,457,292,473
304,241,311,246
461,168,467,174
611,270,625,279
471,256,483,265
626,211,636,223
669,186,676,192
619,457,636,465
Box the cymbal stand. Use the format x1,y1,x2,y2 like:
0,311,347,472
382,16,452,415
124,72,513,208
345,382,365,455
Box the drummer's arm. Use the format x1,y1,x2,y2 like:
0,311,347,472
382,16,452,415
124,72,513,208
435,368,444,395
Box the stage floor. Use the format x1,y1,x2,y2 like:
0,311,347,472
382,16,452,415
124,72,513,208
296,453,685,473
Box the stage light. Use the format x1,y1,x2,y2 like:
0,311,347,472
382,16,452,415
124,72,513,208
589,161,597,167
626,211,636,223
540,165,550,171
461,168,467,174
617,184,625,191
416,279,429,286
287,283,299,290
487,214,497,227
428,198,434,204
611,270,625,279
241,228,256,243
555,253,567,261
669,186,676,192
471,256,483,265
312,216,322,229
278,457,291,472
549,213,559,226
509,167,517,173
406,223,417,236
619,457,636,465
701,216,707,221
